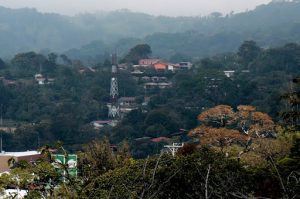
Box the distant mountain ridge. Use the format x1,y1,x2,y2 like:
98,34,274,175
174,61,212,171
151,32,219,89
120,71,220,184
0,1,300,61
65,0,300,62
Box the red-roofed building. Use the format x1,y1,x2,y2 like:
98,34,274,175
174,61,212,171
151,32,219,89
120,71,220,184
139,59,160,66
151,137,170,143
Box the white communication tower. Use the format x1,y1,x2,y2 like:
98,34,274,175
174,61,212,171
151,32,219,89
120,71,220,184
107,53,120,120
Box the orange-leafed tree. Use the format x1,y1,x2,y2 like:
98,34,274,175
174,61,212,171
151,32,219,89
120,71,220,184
189,126,248,151
190,105,276,149
235,105,276,138
197,105,235,128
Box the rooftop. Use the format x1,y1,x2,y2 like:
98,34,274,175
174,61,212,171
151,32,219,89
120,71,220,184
0,151,40,157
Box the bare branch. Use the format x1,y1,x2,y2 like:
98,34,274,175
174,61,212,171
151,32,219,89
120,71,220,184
147,152,163,192
205,164,211,199
107,185,114,199
268,156,288,197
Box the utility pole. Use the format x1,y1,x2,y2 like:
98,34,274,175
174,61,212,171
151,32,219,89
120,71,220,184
164,143,184,157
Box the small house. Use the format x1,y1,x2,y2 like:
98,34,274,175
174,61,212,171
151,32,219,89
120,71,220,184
224,70,235,78
34,74,45,85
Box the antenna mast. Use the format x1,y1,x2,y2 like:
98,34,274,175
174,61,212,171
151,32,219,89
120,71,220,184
107,53,120,121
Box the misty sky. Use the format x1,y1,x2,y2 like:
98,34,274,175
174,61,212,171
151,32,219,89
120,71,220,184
0,0,272,16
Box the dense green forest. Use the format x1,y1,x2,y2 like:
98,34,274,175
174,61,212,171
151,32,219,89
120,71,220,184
1,0,300,62
0,41,299,156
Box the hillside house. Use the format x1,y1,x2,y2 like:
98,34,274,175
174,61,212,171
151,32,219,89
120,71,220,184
144,82,172,89
34,74,45,85
131,70,144,75
0,151,41,172
224,70,235,78
178,62,192,70
0,127,16,133
91,120,111,129
78,67,96,74
167,64,175,72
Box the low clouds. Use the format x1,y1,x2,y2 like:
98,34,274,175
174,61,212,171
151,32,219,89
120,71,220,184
0,0,271,16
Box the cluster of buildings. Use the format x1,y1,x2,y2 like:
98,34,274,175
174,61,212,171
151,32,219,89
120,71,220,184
130,59,193,91
134,59,192,72
91,58,193,129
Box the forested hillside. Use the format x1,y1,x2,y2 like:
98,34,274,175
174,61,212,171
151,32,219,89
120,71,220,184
65,0,300,62
1,0,300,61
0,41,299,156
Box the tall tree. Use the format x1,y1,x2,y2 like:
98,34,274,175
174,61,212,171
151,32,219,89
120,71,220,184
189,105,277,149
122,44,152,64
197,105,235,128
238,40,261,66
0,58,5,69
235,105,276,137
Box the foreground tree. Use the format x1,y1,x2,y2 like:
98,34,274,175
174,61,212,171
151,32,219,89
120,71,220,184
78,138,117,182
237,40,261,66
191,104,276,139
189,104,278,161
81,149,256,199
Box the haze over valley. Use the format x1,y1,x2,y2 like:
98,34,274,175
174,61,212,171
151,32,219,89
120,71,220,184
0,0,300,63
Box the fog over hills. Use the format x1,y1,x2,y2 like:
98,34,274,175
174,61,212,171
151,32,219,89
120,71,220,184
0,0,300,61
